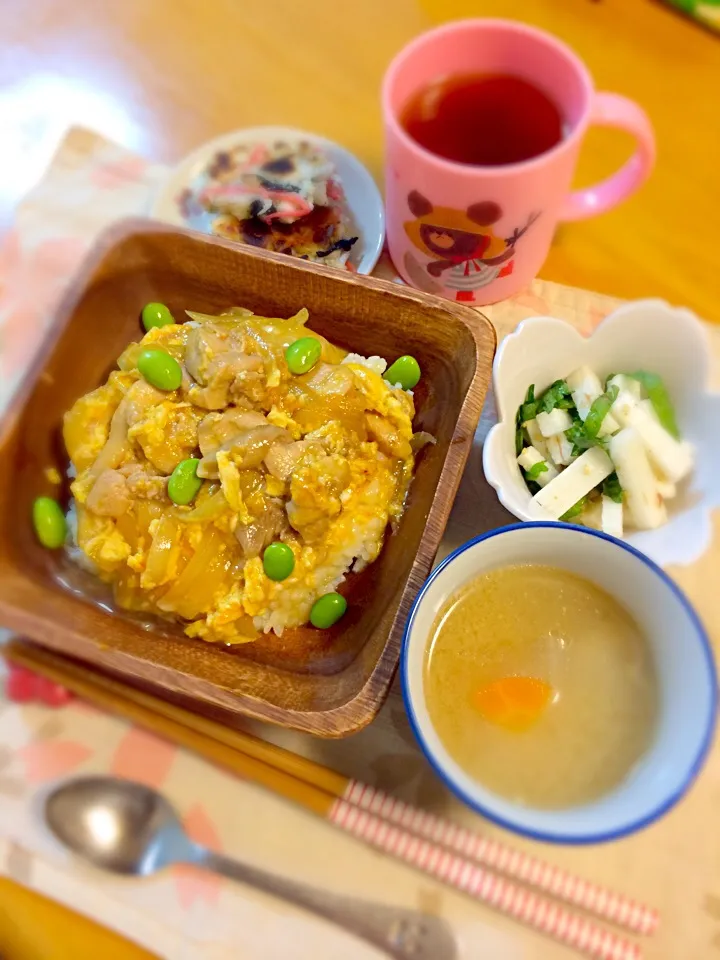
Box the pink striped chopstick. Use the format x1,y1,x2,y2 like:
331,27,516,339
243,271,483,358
8,641,656,955
339,780,658,938
330,798,642,960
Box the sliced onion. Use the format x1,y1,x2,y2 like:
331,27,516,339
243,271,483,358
410,431,436,452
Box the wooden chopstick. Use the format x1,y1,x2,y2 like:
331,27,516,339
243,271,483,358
5,640,651,960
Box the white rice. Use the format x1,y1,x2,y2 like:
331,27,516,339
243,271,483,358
342,353,387,376
252,496,388,636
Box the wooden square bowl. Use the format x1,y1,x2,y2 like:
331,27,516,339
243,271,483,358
0,220,494,735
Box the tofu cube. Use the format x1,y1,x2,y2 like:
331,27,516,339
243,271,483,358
523,418,549,458
638,398,660,424
546,433,575,467
577,500,603,531
533,447,614,519
609,428,667,530
536,408,573,437
601,496,624,538
567,366,619,435
607,374,642,401
626,404,693,483
610,389,640,428
597,413,621,438
567,366,603,420
517,446,558,488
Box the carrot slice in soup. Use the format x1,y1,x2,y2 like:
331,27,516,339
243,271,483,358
473,677,553,732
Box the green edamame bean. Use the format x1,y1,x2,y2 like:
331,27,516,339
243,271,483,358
168,458,203,505
285,337,322,375
263,542,295,581
137,348,183,391
141,302,175,331
32,496,67,549
384,355,421,391
310,592,347,629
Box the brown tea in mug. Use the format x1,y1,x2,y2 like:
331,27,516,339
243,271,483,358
400,72,564,166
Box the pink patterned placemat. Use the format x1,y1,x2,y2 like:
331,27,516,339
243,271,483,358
1,127,719,960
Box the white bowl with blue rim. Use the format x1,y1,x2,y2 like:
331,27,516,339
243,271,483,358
402,522,717,844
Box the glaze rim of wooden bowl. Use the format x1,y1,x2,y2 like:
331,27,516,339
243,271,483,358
0,218,495,736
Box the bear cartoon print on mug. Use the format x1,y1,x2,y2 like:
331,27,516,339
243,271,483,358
403,191,540,300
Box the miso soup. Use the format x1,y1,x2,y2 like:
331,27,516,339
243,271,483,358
424,564,658,808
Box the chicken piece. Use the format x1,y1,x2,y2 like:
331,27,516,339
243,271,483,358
235,499,288,558
230,368,268,407
286,454,351,541
197,425,290,478
188,356,262,410
81,380,161,489
185,324,264,409
119,463,168,500
366,413,412,460
198,410,268,457
124,380,168,425
305,363,354,396
185,325,232,384
263,440,322,481
84,393,133,484
86,469,131,517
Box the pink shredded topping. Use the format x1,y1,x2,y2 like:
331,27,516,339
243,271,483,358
326,179,343,202
263,193,313,221
246,144,270,167
199,182,313,223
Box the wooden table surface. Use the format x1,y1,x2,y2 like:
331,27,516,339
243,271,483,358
1,0,719,320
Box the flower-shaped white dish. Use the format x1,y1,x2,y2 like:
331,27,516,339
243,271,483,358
151,126,385,275
483,299,720,566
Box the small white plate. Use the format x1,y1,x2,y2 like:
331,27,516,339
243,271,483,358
151,126,385,275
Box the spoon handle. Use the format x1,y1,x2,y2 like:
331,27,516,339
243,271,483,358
198,849,456,960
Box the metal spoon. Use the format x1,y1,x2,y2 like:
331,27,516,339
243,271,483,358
45,776,456,960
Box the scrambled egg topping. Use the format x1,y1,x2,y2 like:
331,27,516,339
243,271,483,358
63,307,422,643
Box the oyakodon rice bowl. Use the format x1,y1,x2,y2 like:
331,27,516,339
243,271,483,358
62,305,431,643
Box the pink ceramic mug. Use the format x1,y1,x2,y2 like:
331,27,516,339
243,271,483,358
382,19,655,305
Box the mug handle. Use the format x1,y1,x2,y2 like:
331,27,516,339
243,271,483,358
560,92,655,222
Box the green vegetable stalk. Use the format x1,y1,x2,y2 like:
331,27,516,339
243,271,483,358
630,371,680,438
520,384,538,423
603,473,624,503
560,496,588,521
584,393,613,440
538,379,574,414
525,461,548,481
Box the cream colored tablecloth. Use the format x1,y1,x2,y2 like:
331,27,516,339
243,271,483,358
0,127,719,960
